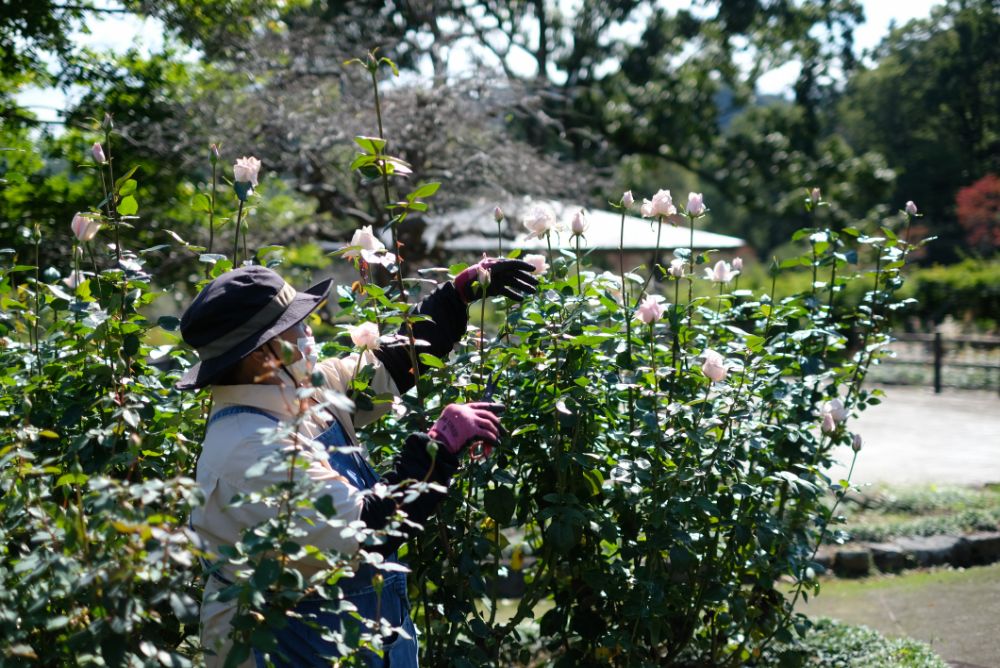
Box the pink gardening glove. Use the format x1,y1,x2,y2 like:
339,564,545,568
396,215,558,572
453,258,539,304
428,402,504,459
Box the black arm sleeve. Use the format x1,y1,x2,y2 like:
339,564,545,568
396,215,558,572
373,281,469,393
358,433,459,555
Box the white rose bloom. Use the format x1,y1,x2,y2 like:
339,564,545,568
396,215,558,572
233,156,262,186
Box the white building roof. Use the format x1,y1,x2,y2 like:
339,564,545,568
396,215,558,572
423,199,745,253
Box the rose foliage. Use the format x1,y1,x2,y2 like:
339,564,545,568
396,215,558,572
0,60,927,667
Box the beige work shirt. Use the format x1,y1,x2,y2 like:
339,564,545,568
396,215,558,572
192,351,398,667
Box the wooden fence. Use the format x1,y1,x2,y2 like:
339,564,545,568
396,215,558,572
880,333,1000,394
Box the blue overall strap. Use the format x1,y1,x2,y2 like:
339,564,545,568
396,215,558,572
207,405,280,428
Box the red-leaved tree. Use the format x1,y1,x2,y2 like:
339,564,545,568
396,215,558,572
957,174,1000,255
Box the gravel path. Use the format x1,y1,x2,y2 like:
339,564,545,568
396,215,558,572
827,386,1000,488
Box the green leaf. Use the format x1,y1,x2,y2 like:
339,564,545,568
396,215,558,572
419,353,445,369
114,165,139,192
251,559,281,589
117,195,138,216
56,473,88,487
546,520,575,554
407,182,441,201
118,178,137,196
484,486,516,525
353,136,386,155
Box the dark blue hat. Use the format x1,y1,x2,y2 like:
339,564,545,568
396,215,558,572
176,266,332,389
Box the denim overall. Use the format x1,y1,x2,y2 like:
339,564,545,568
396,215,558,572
205,406,419,668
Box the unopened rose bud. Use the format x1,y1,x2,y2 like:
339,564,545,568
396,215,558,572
851,433,863,452
686,192,705,217
810,187,821,204
92,142,106,164
494,205,504,223
210,143,220,165
570,209,588,236
102,113,113,130
622,191,634,208
905,201,918,216
732,257,743,271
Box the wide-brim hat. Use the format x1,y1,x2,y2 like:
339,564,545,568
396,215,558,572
176,265,332,390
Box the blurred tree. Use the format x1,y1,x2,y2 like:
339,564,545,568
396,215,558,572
1,0,918,265
838,0,1000,261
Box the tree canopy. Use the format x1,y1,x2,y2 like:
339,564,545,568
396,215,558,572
1,0,997,267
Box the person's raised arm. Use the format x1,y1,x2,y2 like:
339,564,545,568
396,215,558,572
374,258,538,393
358,402,503,555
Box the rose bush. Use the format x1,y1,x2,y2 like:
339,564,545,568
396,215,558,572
0,55,927,667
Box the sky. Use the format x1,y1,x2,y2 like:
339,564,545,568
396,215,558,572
17,0,945,125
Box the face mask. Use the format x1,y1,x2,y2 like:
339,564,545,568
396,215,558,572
297,336,319,366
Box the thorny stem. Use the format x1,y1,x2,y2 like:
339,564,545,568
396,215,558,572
368,62,422,412
233,199,245,266
104,125,121,262
242,212,249,264
575,234,583,295
845,247,885,406
497,215,503,258
668,277,681,404
759,448,859,654
687,214,695,327
634,214,664,304
32,228,40,371
208,158,218,255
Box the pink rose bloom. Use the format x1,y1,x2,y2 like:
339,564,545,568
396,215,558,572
622,191,634,208
233,156,262,186
349,322,381,351
635,296,664,324
704,260,739,283
523,253,548,275
701,349,727,382
640,189,676,218
823,398,848,423
820,398,847,433
668,258,686,278
522,204,558,239
905,201,918,215
686,192,705,217
71,212,101,242
92,142,106,164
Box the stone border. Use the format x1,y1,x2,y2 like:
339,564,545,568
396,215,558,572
815,531,1000,577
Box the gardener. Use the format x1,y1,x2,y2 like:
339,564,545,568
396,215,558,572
178,258,538,667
